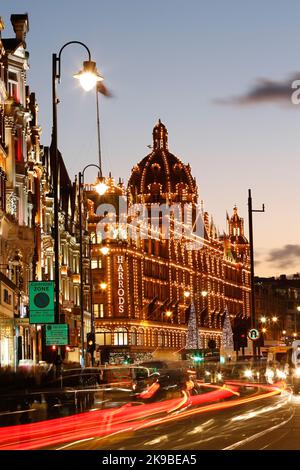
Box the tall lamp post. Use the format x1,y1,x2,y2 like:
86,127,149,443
78,164,107,367
51,41,103,365
248,189,265,356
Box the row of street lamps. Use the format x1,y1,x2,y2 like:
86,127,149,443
51,40,108,367
258,306,300,339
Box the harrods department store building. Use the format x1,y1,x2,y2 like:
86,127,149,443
85,121,251,363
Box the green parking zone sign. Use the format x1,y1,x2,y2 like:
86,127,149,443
46,324,69,346
29,281,55,324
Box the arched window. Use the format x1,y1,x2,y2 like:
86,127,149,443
158,330,165,347
131,328,137,346
114,327,128,346
153,330,158,347
96,328,112,346
137,328,145,346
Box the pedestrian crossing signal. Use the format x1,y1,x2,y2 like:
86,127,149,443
87,332,96,354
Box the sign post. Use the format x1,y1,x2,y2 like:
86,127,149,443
45,324,69,346
248,328,260,341
29,281,55,324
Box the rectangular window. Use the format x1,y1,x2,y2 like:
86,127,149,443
91,259,98,269
3,289,11,304
8,71,19,102
91,258,102,269
94,303,104,318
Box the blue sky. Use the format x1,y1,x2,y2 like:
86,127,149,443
1,0,300,276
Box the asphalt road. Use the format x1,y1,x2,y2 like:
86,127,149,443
54,387,297,451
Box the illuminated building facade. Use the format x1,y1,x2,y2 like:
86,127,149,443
86,121,251,363
0,15,43,366
38,147,91,364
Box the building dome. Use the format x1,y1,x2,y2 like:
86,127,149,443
128,120,198,205
227,206,248,245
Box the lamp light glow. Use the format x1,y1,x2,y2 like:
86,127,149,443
100,246,110,256
74,61,103,91
95,178,108,196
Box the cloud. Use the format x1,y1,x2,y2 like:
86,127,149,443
267,244,300,269
215,73,300,107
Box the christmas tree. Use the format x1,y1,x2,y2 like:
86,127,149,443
221,306,234,350
186,302,200,349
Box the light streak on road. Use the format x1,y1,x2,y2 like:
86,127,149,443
0,381,285,450
223,407,295,450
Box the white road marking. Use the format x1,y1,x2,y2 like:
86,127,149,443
56,438,95,450
222,408,295,450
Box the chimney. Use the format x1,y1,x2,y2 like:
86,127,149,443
10,14,29,43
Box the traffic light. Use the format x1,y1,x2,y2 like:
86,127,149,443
238,332,248,348
123,355,132,364
87,332,96,354
191,350,204,363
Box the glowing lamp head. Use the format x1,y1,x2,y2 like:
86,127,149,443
201,290,208,297
100,282,107,291
184,290,191,298
74,60,103,91
297,306,300,312
100,246,110,256
260,316,267,323
272,316,278,322
282,330,287,335
95,177,108,196
165,310,172,318
262,327,267,334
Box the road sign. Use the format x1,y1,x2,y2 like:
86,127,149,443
45,324,69,346
29,281,55,324
248,328,260,341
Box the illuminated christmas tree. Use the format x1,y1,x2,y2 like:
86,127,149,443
186,302,200,349
221,306,234,350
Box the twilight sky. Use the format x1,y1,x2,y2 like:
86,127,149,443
1,0,300,277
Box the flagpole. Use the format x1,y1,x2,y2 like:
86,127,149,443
96,85,102,176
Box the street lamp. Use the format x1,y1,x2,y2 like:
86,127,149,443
100,246,110,256
100,282,108,291
78,163,107,367
248,189,265,357
51,41,102,367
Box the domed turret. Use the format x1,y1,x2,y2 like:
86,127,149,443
128,121,198,205
227,206,248,245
